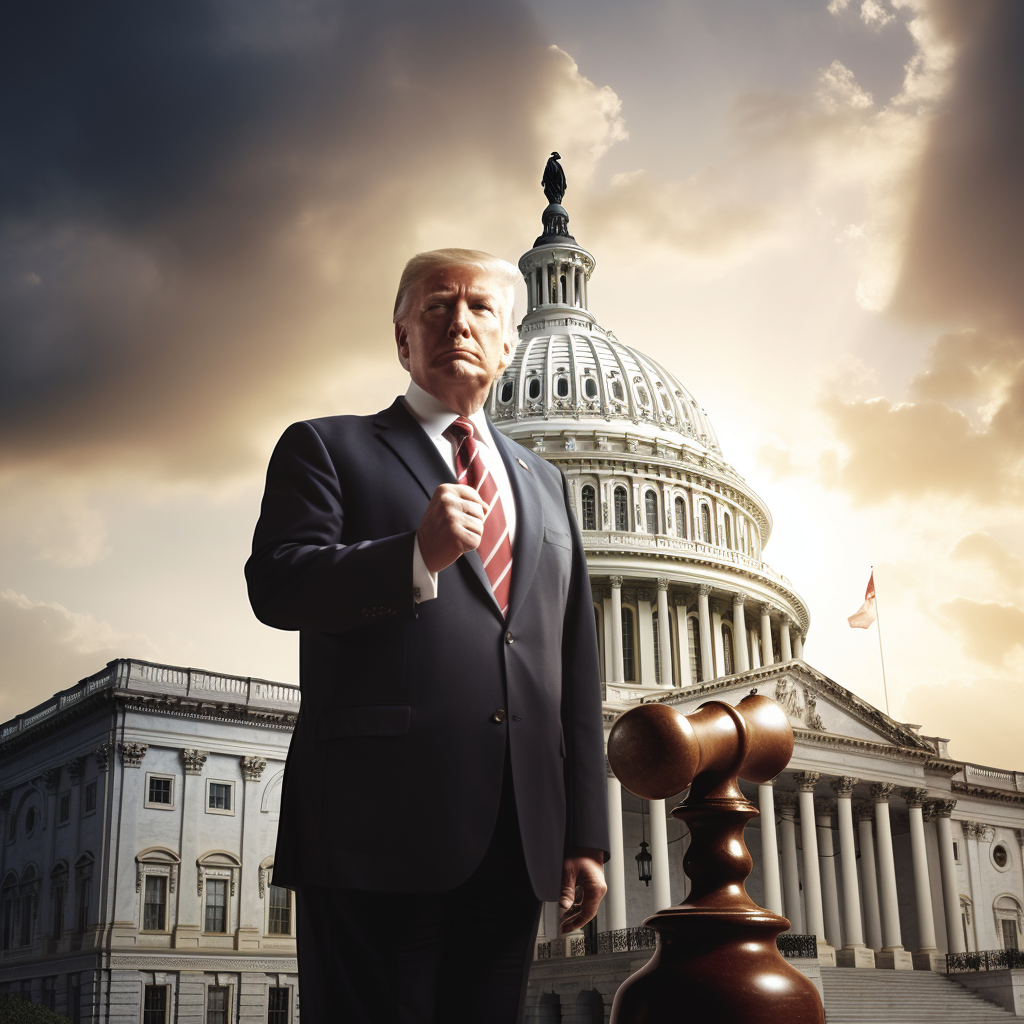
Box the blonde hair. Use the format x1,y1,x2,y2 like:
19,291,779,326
392,248,521,327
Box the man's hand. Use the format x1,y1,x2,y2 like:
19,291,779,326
417,483,487,573
559,848,607,933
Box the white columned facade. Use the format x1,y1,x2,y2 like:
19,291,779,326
760,604,775,666
872,782,913,968
903,788,940,968
609,577,624,683
780,619,792,661
604,774,627,931
777,793,804,933
793,633,805,660
815,799,843,950
649,799,672,912
175,748,206,946
794,772,831,960
758,782,783,916
732,594,750,673
656,580,674,688
749,628,761,669
932,799,965,955
833,778,873,967
697,585,714,682
636,589,656,686
856,804,884,952
566,261,575,305
674,598,693,687
238,756,267,943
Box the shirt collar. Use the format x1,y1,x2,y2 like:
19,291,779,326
402,380,494,448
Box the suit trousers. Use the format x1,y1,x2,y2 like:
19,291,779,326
295,750,544,1024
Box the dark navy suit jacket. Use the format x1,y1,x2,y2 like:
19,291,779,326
245,397,609,900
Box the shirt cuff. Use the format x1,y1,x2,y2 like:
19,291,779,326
412,534,439,603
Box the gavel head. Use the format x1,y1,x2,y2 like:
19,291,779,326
607,693,794,801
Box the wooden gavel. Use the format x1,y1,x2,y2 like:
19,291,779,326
606,693,825,1023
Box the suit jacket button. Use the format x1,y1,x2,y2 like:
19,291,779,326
505,631,515,644
492,709,507,723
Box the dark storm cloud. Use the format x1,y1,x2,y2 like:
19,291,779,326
823,0,1024,504
0,0,554,477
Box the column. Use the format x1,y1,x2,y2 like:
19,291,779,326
237,757,267,947
732,594,750,673
566,261,576,306
777,793,804,933
793,772,830,958
758,782,783,916
903,789,940,969
872,782,912,968
794,633,805,661
931,800,964,955
636,589,656,685
697,585,714,682
649,799,672,912
856,803,884,952
604,774,627,932
780,619,793,661
175,748,207,947
815,798,843,950
674,598,693,687
749,628,761,669
656,581,674,688
833,778,873,967
760,604,775,666
609,577,624,683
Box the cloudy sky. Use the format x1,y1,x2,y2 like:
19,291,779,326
2,0,1022,767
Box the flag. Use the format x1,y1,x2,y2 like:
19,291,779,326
848,571,876,629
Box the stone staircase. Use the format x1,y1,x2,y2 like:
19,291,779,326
819,966,1018,1022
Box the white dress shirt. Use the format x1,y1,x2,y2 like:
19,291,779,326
402,380,518,604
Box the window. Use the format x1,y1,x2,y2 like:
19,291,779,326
722,625,734,675
555,376,569,398
674,497,686,539
527,377,541,400
498,379,514,403
621,608,636,683
636,385,649,406
268,987,289,1024
581,485,596,531
42,977,56,1012
1,875,14,950
723,513,733,550
20,890,32,946
143,876,166,931
611,380,624,402
59,794,70,823
24,806,36,835
147,776,174,808
75,863,92,932
143,985,168,1024
68,974,81,1024
644,491,658,534
687,616,703,684
268,885,292,936
993,844,1009,868
205,879,228,933
207,986,230,1024
613,487,628,531
700,504,712,544
207,781,234,814
583,376,598,400
1002,919,1019,950
953,840,961,863
84,781,97,814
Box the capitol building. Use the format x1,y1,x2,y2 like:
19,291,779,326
2,193,1024,1023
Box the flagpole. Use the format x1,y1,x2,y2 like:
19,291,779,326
871,564,892,717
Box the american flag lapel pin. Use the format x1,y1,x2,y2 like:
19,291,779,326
517,457,530,471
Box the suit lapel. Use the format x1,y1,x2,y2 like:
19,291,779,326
490,422,545,623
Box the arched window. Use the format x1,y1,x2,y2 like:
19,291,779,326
555,376,569,398
723,513,733,550
701,504,712,544
584,376,598,400
687,615,703,683
611,380,624,402
613,487,628,531
527,377,541,400
621,607,636,682
581,485,596,530
19,865,38,947
136,849,176,934
645,491,658,534
674,497,686,539
636,386,650,407
995,895,1023,951
50,862,68,939
722,624,734,675
498,379,514,404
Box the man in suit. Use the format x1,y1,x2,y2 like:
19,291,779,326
245,248,609,1023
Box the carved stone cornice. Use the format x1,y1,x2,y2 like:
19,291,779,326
95,743,111,773
43,766,62,792
698,584,712,597
118,742,148,769
181,749,207,776
951,781,1024,806
929,798,956,819
241,756,267,782
831,776,859,798
792,771,821,793
902,788,928,809
65,757,85,782
960,820,993,841
870,782,896,802
732,593,746,607
760,602,775,616
854,802,874,824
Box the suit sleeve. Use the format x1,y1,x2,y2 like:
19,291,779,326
558,470,611,861
245,420,417,633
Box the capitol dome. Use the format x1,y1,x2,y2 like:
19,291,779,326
488,183,809,700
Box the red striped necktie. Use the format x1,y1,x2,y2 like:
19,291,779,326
445,416,513,617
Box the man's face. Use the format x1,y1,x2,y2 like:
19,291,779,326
395,264,514,413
